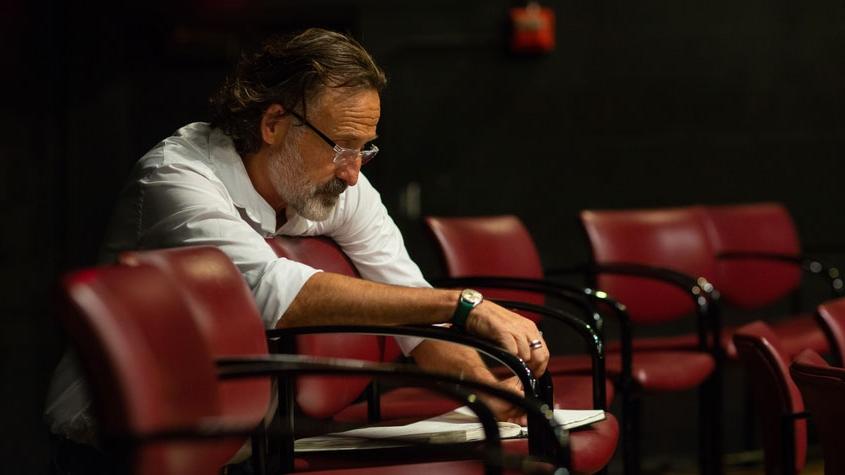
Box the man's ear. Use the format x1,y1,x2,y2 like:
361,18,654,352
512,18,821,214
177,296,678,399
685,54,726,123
260,104,289,146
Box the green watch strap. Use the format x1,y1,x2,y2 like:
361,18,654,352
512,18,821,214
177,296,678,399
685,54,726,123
452,298,475,328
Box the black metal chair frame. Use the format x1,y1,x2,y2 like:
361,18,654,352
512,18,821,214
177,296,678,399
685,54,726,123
265,319,570,470
217,354,572,475
544,261,722,475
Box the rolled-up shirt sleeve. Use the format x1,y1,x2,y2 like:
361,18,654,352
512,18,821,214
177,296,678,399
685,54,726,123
136,162,319,327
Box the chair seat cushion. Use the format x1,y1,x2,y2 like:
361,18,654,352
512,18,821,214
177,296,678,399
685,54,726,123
604,332,736,358
501,413,619,474
297,414,618,474
547,352,715,391
605,334,703,353
603,313,828,360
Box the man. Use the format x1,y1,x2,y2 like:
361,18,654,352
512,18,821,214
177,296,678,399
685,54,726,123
45,27,548,470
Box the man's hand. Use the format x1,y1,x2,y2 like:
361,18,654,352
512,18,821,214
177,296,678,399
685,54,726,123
480,375,528,425
464,301,549,377
411,342,532,424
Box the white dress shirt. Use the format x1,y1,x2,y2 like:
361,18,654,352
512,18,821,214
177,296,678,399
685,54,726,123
46,122,427,441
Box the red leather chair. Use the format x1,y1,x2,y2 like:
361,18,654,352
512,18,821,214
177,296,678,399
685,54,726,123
426,214,719,474
732,321,807,475
423,216,627,449
120,248,272,450
122,245,594,471
579,207,721,475
121,244,409,471
59,264,259,475
589,203,843,362
702,202,842,359
790,349,845,475
61,261,562,475
267,236,619,474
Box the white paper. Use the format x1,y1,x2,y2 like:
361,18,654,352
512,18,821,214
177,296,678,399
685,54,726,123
295,406,605,452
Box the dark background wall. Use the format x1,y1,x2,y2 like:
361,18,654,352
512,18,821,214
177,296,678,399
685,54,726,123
2,0,844,473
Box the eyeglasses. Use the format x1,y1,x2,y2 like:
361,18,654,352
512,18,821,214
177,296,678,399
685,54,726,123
288,110,379,167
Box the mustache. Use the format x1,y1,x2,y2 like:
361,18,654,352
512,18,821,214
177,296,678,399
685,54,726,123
316,178,347,196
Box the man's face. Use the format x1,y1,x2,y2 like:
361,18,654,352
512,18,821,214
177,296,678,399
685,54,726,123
268,88,380,221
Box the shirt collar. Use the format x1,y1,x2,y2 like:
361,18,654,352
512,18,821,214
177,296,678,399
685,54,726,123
208,128,278,235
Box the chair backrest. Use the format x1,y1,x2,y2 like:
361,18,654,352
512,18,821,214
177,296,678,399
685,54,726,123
791,349,845,475
579,206,716,324
424,215,546,318
816,297,845,366
425,215,543,304
119,246,272,424
60,264,242,475
425,215,544,279
732,321,806,474
701,203,802,310
265,236,386,418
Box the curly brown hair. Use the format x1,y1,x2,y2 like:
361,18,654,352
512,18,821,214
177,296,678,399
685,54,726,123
209,28,387,157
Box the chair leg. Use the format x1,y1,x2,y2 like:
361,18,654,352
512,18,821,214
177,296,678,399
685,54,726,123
250,425,268,475
622,387,642,475
712,362,724,475
698,381,712,475
698,372,724,475
277,378,296,474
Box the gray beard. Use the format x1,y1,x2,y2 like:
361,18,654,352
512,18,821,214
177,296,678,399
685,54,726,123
268,136,348,222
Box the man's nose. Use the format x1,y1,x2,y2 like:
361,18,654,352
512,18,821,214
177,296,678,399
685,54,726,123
335,158,361,186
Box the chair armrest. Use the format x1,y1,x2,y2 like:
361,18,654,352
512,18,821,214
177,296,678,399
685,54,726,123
717,251,845,298
550,262,721,355
218,354,571,470
433,276,606,333
433,275,632,397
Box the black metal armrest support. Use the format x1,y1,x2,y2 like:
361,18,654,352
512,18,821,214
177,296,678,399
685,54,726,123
433,276,605,333
717,251,845,298
265,324,556,458
434,275,632,398
218,354,570,474
550,262,720,356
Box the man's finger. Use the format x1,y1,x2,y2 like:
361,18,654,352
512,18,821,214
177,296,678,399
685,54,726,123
513,334,532,363
526,336,549,376
497,333,519,357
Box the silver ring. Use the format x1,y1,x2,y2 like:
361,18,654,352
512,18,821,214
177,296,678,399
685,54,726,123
529,339,543,350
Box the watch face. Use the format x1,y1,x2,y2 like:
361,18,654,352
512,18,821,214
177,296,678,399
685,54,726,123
462,289,483,306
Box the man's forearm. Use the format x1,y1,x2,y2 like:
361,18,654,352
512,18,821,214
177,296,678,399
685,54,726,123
410,339,496,383
279,271,550,378
278,271,460,328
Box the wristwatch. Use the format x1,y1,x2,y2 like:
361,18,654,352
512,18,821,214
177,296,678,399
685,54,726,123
452,289,484,328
